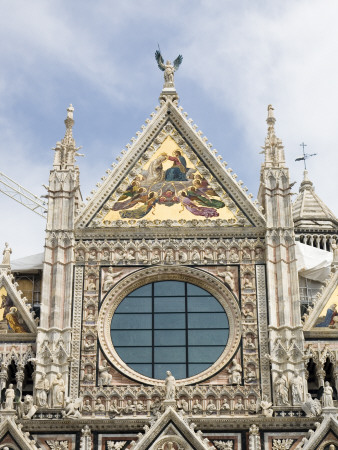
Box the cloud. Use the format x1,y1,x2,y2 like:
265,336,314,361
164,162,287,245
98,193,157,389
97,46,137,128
0,1,337,258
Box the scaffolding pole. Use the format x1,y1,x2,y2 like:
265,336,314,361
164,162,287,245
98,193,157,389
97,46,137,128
0,171,47,218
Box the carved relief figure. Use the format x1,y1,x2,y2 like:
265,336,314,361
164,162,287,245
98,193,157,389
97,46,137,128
220,398,230,413
84,335,95,352
275,373,289,406
35,372,50,407
229,248,239,262
206,399,217,414
62,397,82,419
217,268,235,290
51,373,65,408
290,371,303,405
192,399,203,414
94,398,105,412
103,267,122,292
98,360,113,386
178,249,188,263
228,360,242,385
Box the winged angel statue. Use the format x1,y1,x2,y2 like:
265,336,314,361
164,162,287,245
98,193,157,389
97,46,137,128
155,50,183,88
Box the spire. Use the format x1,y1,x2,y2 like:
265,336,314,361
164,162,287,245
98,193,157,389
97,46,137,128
293,170,338,230
53,104,82,169
261,105,285,167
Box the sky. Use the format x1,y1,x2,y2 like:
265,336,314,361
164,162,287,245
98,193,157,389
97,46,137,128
0,0,337,259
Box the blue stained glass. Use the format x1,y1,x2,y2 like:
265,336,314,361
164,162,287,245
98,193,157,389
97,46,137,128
110,281,230,380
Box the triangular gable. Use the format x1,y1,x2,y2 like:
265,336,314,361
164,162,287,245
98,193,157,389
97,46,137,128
76,98,265,229
0,269,37,334
131,407,213,450
0,416,39,449
303,270,338,333
302,413,338,450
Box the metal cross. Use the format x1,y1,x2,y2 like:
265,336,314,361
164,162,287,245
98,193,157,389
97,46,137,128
295,142,317,170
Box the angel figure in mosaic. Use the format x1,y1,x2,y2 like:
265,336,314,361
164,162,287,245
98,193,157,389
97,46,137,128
120,191,158,219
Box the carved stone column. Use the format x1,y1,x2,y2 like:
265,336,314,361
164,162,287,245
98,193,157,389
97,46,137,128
80,425,92,450
248,424,261,450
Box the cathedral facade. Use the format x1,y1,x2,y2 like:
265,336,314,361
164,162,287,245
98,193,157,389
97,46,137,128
0,63,337,449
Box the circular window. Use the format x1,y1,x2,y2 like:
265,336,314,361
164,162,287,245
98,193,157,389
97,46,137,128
110,281,229,380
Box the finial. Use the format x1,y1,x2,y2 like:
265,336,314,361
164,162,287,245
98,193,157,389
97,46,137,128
155,48,183,90
64,104,74,131
266,104,276,125
67,104,74,120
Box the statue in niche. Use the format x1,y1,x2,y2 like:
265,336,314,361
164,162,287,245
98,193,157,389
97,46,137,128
217,268,235,290
242,248,251,259
82,399,92,412
290,371,303,405
103,267,122,292
178,398,189,413
51,373,65,408
75,249,84,261
150,397,161,415
139,248,149,264
246,366,257,383
217,249,226,264
35,372,50,408
191,249,201,264
245,335,255,349
85,306,95,322
228,360,242,385
164,249,175,264
192,399,203,414
4,384,15,410
155,50,183,88
98,361,113,386
274,373,289,406
88,249,96,261
124,248,136,263
136,400,145,413
229,248,239,262
86,278,96,291
243,306,254,319
102,249,110,260
220,398,230,413
235,397,244,412
83,366,94,382
151,249,161,265
83,335,95,352
206,399,217,414
2,242,12,265
204,248,214,263
178,249,188,263
114,248,124,264
109,399,121,416
322,381,334,408
248,398,257,414
243,274,253,289
122,399,135,415
94,398,105,412
255,248,264,260
165,371,176,400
